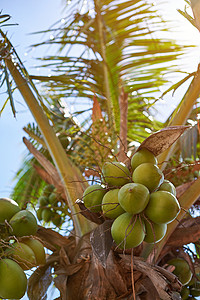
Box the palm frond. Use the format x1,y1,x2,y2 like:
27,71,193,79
11,160,44,209
0,12,17,28
29,0,188,143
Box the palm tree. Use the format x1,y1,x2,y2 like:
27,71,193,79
0,0,200,299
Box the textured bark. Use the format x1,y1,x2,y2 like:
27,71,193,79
29,225,184,300
64,251,182,300
49,235,182,300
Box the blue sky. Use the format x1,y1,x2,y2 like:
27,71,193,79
0,0,65,198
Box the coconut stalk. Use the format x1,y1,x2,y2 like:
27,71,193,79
4,56,94,238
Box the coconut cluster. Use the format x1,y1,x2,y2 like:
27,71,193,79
166,257,200,299
166,257,200,298
82,148,180,250
37,184,64,227
0,198,46,299
167,258,192,287
180,272,200,299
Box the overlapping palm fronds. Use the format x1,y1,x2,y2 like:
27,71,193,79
2,0,191,210
29,0,187,143
10,100,85,206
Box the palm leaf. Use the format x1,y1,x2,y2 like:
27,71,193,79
28,0,188,143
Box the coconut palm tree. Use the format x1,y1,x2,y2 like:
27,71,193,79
0,0,200,299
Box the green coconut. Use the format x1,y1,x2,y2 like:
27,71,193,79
5,242,36,270
39,196,49,207
21,237,46,266
83,184,106,212
131,148,157,171
180,286,190,300
9,210,38,237
102,161,131,187
0,258,27,299
144,191,180,224
132,163,164,192
190,288,200,297
102,189,125,219
111,213,145,249
143,219,167,243
49,192,59,204
167,258,192,286
0,198,20,224
158,180,176,196
41,208,54,222
188,276,197,287
52,213,62,227
118,183,150,214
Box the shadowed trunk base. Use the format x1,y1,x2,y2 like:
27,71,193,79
52,235,182,300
